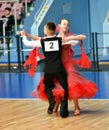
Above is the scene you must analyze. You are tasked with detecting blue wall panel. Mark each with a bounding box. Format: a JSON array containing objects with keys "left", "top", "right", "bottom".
[{"left": 39, "top": 0, "right": 91, "bottom": 54}]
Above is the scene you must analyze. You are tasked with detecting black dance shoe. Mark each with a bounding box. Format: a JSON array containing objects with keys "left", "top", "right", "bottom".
[
  {"left": 60, "top": 99, "right": 69, "bottom": 118},
  {"left": 47, "top": 105, "right": 54, "bottom": 114},
  {"left": 60, "top": 110, "right": 69, "bottom": 118}
]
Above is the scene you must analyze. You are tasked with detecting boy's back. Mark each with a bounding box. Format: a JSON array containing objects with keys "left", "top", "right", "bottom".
[{"left": 41, "top": 36, "right": 65, "bottom": 73}]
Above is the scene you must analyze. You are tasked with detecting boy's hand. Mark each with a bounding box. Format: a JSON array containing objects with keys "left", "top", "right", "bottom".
[{"left": 20, "top": 30, "right": 26, "bottom": 36}]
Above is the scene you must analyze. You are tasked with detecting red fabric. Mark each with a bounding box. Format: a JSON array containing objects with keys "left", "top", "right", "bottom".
[
  {"left": 56, "top": 25, "right": 60, "bottom": 32},
  {"left": 61, "top": 31, "right": 91, "bottom": 69},
  {"left": 33, "top": 69, "right": 98, "bottom": 101},
  {"left": 31, "top": 44, "right": 98, "bottom": 101},
  {"left": 30, "top": 76, "right": 48, "bottom": 101},
  {"left": 26, "top": 29, "right": 97, "bottom": 101},
  {"left": 23, "top": 47, "right": 44, "bottom": 77},
  {"left": 79, "top": 41, "right": 92, "bottom": 69}
]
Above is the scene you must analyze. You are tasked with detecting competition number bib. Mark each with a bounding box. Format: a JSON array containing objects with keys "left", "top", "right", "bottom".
[{"left": 44, "top": 40, "right": 59, "bottom": 52}]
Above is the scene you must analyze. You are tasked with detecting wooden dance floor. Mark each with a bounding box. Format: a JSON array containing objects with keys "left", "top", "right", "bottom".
[
  {"left": 0, "top": 99, "right": 109, "bottom": 130},
  {"left": 0, "top": 72, "right": 109, "bottom": 129}
]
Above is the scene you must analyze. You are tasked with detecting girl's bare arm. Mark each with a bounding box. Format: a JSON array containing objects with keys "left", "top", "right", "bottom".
[{"left": 62, "top": 34, "right": 86, "bottom": 42}]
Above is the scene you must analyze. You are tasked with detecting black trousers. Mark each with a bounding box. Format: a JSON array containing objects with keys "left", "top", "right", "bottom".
[{"left": 44, "top": 71, "right": 68, "bottom": 111}]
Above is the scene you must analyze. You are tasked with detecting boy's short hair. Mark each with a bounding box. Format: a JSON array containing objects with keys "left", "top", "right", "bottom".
[
  {"left": 45, "top": 22, "right": 56, "bottom": 33},
  {"left": 5, "top": 7, "right": 11, "bottom": 11}
]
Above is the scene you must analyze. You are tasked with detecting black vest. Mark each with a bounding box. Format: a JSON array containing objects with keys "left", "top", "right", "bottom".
[{"left": 41, "top": 36, "right": 65, "bottom": 73}]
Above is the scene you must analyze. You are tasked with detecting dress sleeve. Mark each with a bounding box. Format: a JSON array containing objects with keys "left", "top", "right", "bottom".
[{"left": 22, "top": 36, "right": 41, "bottom": 47}]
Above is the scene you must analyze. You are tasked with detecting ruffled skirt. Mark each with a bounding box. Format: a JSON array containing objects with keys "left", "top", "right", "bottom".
[{"left": 30, "top": 70, "right": 98, "bottom": 102}]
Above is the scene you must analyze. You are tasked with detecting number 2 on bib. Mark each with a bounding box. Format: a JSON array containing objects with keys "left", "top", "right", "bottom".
[{"left": 44, "top": 40, "right": 59, "bottom": 52}]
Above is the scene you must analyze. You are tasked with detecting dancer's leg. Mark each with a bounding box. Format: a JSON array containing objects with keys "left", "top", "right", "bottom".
[
  {"left": 44, "top": 74, "right": 56, "bottom": 114},
  {"left": 56, "top": 72, "right": 69, "bottom": 118},
  {"left": 73, "top": 99, "right": 80, "bottom": 116}
]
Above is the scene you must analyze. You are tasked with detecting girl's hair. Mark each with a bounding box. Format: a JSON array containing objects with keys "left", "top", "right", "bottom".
[{"left": 59, "top": 18, "right": 70, "bottom": 24}]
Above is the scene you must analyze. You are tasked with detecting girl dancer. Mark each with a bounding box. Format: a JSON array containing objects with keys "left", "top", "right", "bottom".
[{"left": 23, "top": 19, "right": 98, "bottom": 116}]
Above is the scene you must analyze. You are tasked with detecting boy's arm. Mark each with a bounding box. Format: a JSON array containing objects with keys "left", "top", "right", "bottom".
[
  {"left": 26, "top": 33, "right": 40, "bottom": 40},
  {"left": 62, "top": 34, "right": 86, "bottom": 42},
  {"left": 21, "top": 30, "right": 40, "bottom": 40},
  {"left": 22, "top": 36, "right": 41, "bottom": 47}
]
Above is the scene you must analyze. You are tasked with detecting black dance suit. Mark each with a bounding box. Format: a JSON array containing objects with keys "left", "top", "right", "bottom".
[{"left": 41, "top": 36, "right": 69, "bottom": 118}]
